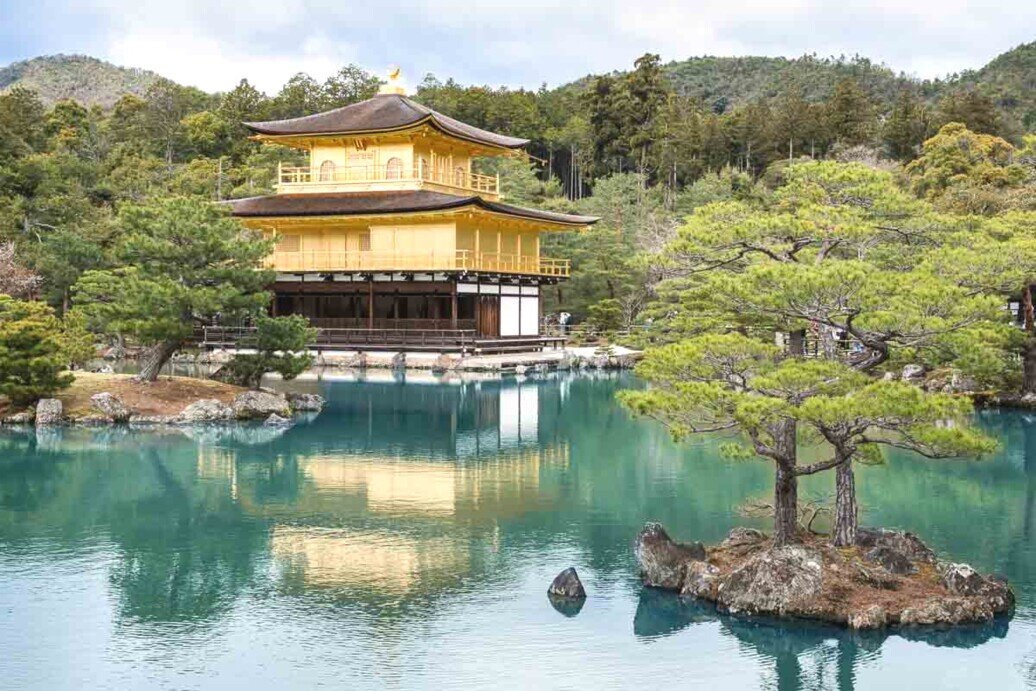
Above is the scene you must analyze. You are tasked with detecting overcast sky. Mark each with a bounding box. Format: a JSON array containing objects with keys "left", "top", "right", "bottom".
[{"left": 1, "top": 0, "right": 1034, "bottom": 94}]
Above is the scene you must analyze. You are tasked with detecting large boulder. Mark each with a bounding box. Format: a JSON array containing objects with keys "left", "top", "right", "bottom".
[
  {"left": 231, "top": 390, "right": 290, "bottom": 419},
  {"left": 717, "top": 545, "right": 823, "bottom": 617},
  {"left": 287, "top": 392, "right": 325, "bottom": 412},
  {"left": 90, "top": 392, "right": 131, "bottom": 423},
  {"left": 431, "top": 354, "right": 458, "bottom": 374},
  {"left": 35, "top": 399, "right": 63, "bottom": 426},
  {"left": 865, "top": 545, "right": 917, "bottom": 575},
  {"left": 391, "top": 352, "right": 406, "bottom": 371},
  {"left": 633, "top": 522, "right": 706, "bottom": 590},
  {"left": 548, "top": 567, "right": 587, "bottom": 599},
  {"left": 856, "top": 528, "right": 936, "bottom": 564},
  {"left": 178, "top": 399, "right": 234, "bottom": 423},
  {"left": 720, "top": 527, "right": 767, "bottom": 548},
  {"left": 900, "top": 597, "right": 994, "bottom": 626},
  {"left": 941, "top": 563, "right": 1014, "bottom": 612}
]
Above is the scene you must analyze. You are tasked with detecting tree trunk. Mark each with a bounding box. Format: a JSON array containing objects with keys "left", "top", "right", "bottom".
[
  {"left": 1024, "top": 335, "right": 1036, "bottom": 395},
  {"left": 136, "top": 339, "right": 181, "bottom": 382},
  {"left": 773, "top": 461, "right": 799, "bottom": 547},
  {"left": 832, "top": 457, "right": 858, "bottom": 547},
  {"left": 772, "top": 419, "right": 799, "bottom": 547}
]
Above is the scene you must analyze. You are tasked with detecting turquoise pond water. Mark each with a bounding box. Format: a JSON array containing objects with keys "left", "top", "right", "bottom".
[{"left": 0, "top": 371, "right": 1034, "bottom": 690}]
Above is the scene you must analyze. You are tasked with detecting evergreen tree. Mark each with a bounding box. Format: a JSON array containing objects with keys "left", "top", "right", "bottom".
[{"left": 73, "top": 197, "right": 273, "bottom": 381}]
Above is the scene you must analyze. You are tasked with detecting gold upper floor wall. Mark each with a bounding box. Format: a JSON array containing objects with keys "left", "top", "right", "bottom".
[
  {"left": 270, "top": 127, "right": 509, "bottom": 200},
  {"left": 242, "top": 209, "right": 570, "bottom": 277}
]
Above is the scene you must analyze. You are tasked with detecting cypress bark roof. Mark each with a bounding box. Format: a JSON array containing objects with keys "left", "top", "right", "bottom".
[
  {"left": 226, "top": 191, "right": 598, "bottom": 226},
  {"left": 244, "top": 94, "right": 529, "bottom": 149}
]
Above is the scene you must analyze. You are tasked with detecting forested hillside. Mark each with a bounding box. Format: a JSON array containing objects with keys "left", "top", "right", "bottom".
[{"left": 0, "top": 55, "right": 162, "bottom": 108}]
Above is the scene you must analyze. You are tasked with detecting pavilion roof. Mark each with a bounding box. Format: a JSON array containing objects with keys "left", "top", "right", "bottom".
[
  {"left": 226, "top": 190, "right": 597, "bottom": 227},
  {"left": 244, "top": 94, "right": 529, "bottom": 150}
]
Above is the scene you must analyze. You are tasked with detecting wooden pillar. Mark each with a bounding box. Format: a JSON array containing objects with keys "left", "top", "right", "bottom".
[
  {"left": 367, "top": 278, "right": 374, "bottom": 329},
  {"left": 450, "top": 279, "right": 458, "bottom": 329}
]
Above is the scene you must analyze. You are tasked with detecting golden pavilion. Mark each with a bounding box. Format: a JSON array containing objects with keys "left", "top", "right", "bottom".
[{"left": 228, "top": 70, "right": 597, "bottom": 351}]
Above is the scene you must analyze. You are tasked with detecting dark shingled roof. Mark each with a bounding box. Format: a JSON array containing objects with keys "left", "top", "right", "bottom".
[
  {"left": 244, "top": 94, "right": 529, "bottom": 149},
  {"left": 227, "top": 191, "right": 598, "bottom": 226}
]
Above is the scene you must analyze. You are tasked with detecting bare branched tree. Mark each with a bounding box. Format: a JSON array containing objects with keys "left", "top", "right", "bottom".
[{"left": 0, "top": 242, "right": 41, "bottom": 299}]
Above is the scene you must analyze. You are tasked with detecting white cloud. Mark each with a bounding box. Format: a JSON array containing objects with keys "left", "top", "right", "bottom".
[{"left": 19, "top": 0, "right": 1036, "bottom": 92}]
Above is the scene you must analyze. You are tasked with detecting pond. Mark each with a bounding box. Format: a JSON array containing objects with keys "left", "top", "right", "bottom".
[{"left": 0, "top": 371, "right": 1033, "bottom": 689}]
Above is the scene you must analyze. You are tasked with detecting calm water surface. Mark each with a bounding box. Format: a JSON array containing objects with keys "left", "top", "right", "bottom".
[{"left": 1, "top": 372, "right": 1034, "bottom": 690}]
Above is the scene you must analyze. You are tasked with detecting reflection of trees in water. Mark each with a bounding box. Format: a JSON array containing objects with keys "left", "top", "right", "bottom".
[
  {"left": 106, "top": 450, "right": 268, "bottom": 624},
  {"left": 633, "top": 588, "right": 1008, "bottom": 690}
]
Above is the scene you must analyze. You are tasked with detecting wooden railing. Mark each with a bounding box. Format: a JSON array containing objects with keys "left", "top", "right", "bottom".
[
  {"left": 196, "top": 326, "right": 566, "bottom": 354},
  {"left": 278, "top": 162, "right": 499, "bottom": 196},
  {"left": 268, "top": 249, "right": 570, "bottom": 277}
]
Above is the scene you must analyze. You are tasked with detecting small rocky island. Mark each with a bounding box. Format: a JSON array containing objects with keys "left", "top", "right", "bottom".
[
  {"left": 0, "top": 372, "right": 324, "bottom": 427},
  {"left": 634, "top": 523, "right": 1014, "bottom": 630}
]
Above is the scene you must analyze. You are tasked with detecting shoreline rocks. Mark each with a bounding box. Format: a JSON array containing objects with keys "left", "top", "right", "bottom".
[
  {"left": 548, "top": 567, "right": 587, "bottom": 599},
  {"left": 634, "top": 522, "right": 1014, "bottom": 631}
]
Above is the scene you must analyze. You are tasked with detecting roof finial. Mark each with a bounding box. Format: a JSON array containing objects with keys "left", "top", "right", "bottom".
[{"left": 378, "top": 66, "right": 407, "bottom": 96}]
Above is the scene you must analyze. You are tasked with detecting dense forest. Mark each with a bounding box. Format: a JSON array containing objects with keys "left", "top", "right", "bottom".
[{"left": 1, "top": 43, "right": 1035, "bottom": 324}]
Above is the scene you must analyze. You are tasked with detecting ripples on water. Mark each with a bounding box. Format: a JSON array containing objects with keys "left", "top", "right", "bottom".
[{"left": 0, "top": 371, "right": 1034, "bottom": 690}]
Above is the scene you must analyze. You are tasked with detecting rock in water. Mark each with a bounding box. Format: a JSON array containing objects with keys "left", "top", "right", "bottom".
[
  {"left": 431, "top": 354, "right": 456, "bottom": 374},
  {"left": 391, "top": 352, "right": 406, "bottom": 370},
  {"left": 634, "top": 523, "right": 706, "bottom": 590},
  {"left": 90, "top": 392, "right": 131, "bottom": 423},
  {"left": 548, "top": 567, "right": 587, "bottom": 599},
  {"left": 941, "top": 563, "right": 1015, "bottom": 612},
  {"left": 231, "top": 390, "right": 290, "bottom": 419},
  {"left": 35, "top": 399, "right": 63, "bottom": 426},
  {"left": 178, "top": 399, "right": 234, "bottom": 422},
  {"left": 3, "top": 410, "right": 35, "bottom": 425},
  {"left": 264, "top": 413, "right": 293, "bottom": 427},
  {"left": 848, "top": 605, "right": 888, "bottom": 630},
  {"left": 718, "top": 545, "right": 823, "bottom": 617},
  {"left": 287, "top": 392, "right": 325, "bottom": 412}
]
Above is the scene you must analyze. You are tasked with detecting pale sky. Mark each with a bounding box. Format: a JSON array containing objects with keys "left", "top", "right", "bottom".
[{"left": 1, "top": 0, "right": 1034, "bottom": 93}]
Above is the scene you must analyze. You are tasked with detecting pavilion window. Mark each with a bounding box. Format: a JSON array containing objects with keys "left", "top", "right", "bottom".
[
  {"left": 358, "top": 231, "right": 371, "bottom": 252},
  {"left": 318, "top": 160, "right": 336, "bottom": 182},
  {"left": 386, "top": 157, "right": 403, "bottom": 180},
  {"left": 454, "top": 166, "right": 465, "bottom": 186},
  {"left": 276, "top": 233, "right": 300, "bottom": 253}
]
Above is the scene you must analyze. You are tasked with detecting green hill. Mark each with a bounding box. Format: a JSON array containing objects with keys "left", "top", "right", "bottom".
[
  {"left": 0, "top": 54, "right": 163, "bottom": 108},
  {"left": 946, "top": 41, "right": 1036, "bottom": 129}
]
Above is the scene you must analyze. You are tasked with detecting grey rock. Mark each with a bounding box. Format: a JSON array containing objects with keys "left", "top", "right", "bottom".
[
  {"left": 88, "top": 363, "right": 115, "bottom": 374},
  {"left": 942, "top": 563, "right": 1014, "bottom": 612},
  {"left": 391, "top": 352, "right": 406, "bottom": 370},
  {"left": 35, "top": 399, "right": 63, "bottom": 426},
  {"left": 901, "top": 364, "right": 925, "bottom": 381},
  {"left": 2, "top": 410, "right": 34, "bottom": 425},
  {"left": 547, "top": 567, "right": 586, "bottom": 599},
  {"left": 514, "top": 365, "right": 528, "bottom": 375},
  {"left": 90, "top": 392, "right": 131, "bottom": 423},
  {"left": 856, "top": 528, "right": 936, "bottom": 564},
  {"left": 720, "top": 527, "right": 767, "bottom": 548},
  {"left": 287, "top": 392, "right": 325, "bottom": 412},
  {"left": 717, "top": 546, "right": 823, "bottom": 617},
  {"left": 264, "top": 413, "right": 293, "bottom": 427},
  {"left": 680, "top": 561, "right": 721, "bottom": 599},
  {"left": 900, "top": 597, "right": 994, "bottom": 626},
  {"left": 848, "top": 605, "right": 888, "bottom": 630},
  {"left": 75, "top": 414, "right": 111, "bottom": 426},
  {"left": 179, "top": 399, "right": 234, "bottom": 422},
  {"left": 865, "top": 545, "right": 917, "bottom": 575},
  {"left": 129, "top": 414, "right": 178, "bottom": 425},
  {"left": 198, "top": 349, "right": 233, "bottom": 365},
  {"left": 231, "top": 390, "right": 290, "bottom": 419},
  {"left": 633, "top": 522, "right": 706, "bottom": 590}
]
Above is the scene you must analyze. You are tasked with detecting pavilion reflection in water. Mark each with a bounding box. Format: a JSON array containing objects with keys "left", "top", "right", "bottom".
[{"left": 198, "top": 377, "right": 569, "bottom": 597}]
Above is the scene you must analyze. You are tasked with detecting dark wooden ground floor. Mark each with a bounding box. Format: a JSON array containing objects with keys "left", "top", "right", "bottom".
[{"left": 271, "top": 279, "right": 542, "bottom": 340}]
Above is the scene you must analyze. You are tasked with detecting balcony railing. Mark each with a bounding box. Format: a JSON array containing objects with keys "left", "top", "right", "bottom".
[
  {"left": 277, "top": 162, "right": 500, "bottom": 197},
  {"left": 268, "top": 250, "right": 569, "bottom": 277}
]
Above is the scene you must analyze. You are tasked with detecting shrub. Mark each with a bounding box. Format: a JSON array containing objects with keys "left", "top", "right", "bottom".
[{"left": 0, "top": 296, "right": 74, "bottom": 406}]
